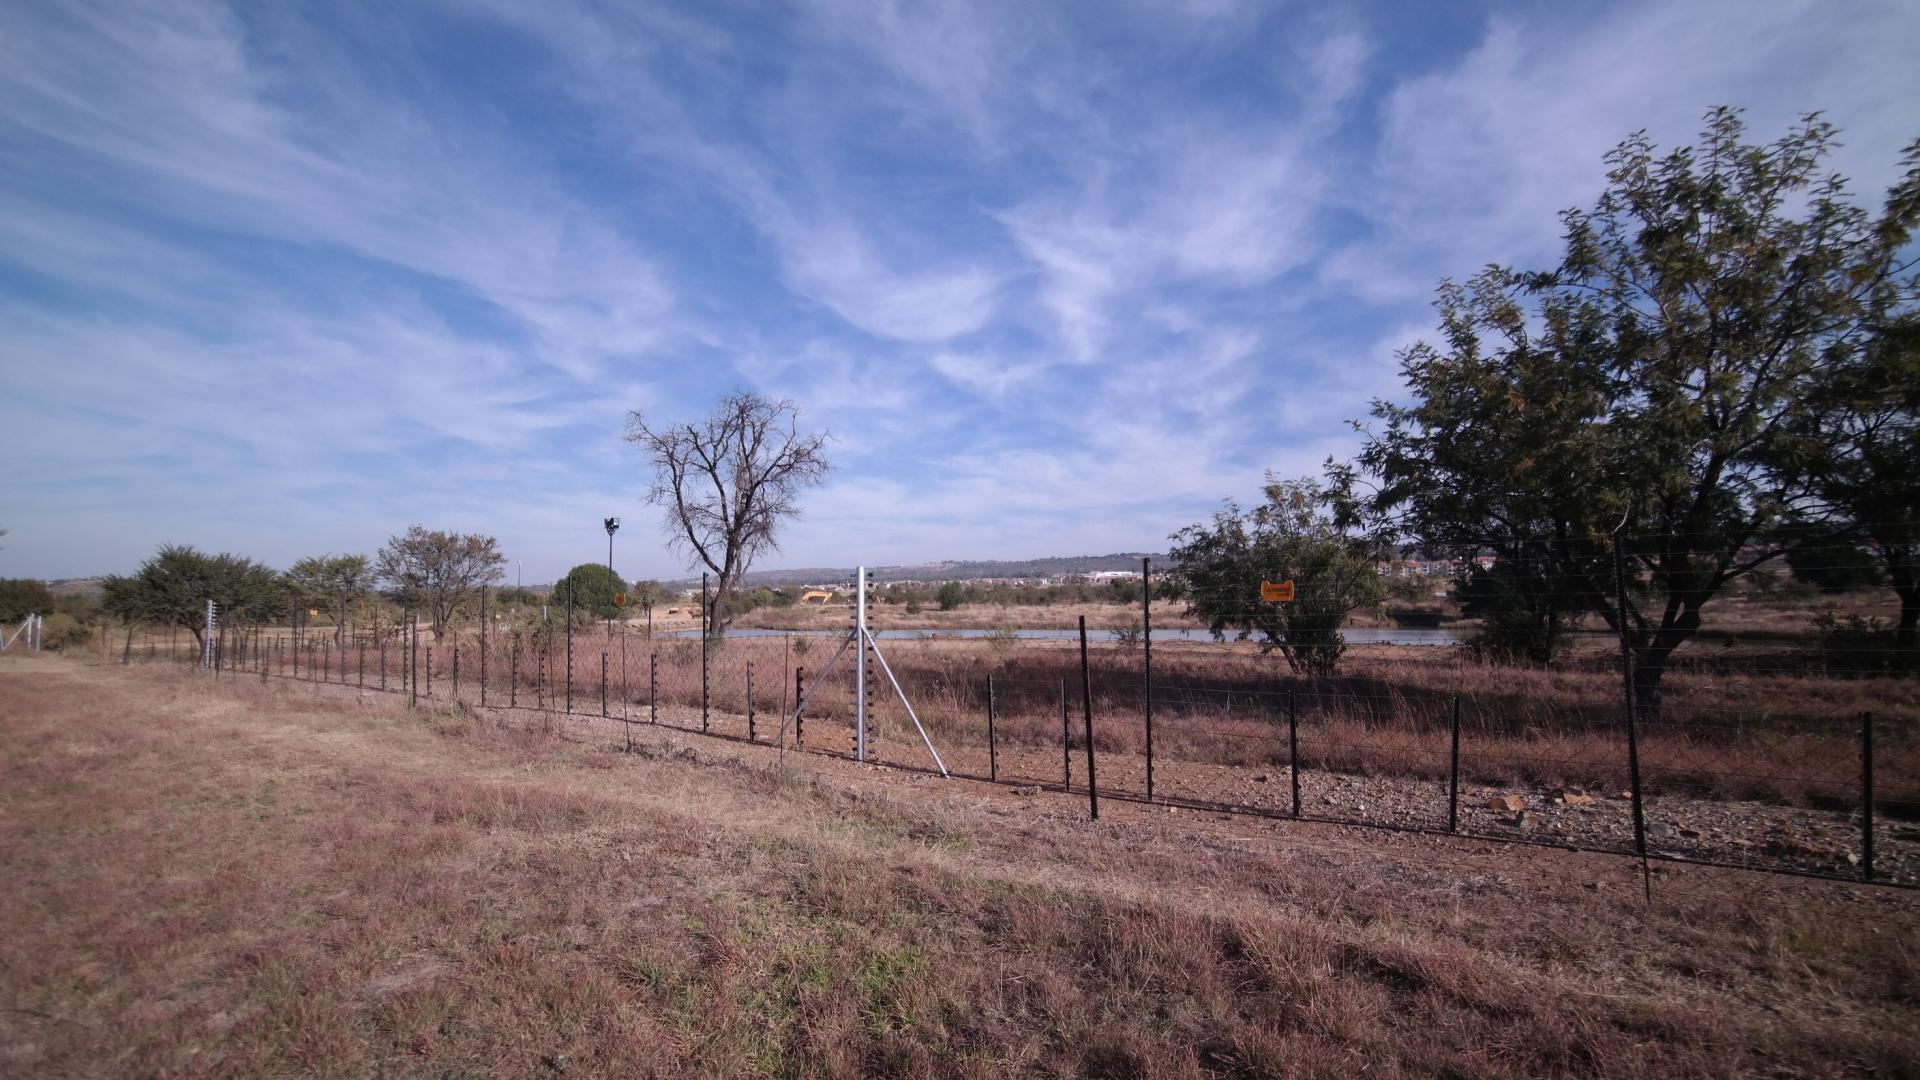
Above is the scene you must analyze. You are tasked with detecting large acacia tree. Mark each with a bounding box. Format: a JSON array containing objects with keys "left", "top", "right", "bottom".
[
  {"left": 107, "top": 545, "right": 285, "bottom": 648},
  {"left": 626, "top": 391, "right": 830, "bottom": 637},
  {"left": 286, "top": 554, "right": 374, "bottom": 647},
  {"left": 1363, "top": 109, "right": 1920, "bottom": 713},
  {"left": 375, "top": 526, "right": 506, "bottom": 641}
]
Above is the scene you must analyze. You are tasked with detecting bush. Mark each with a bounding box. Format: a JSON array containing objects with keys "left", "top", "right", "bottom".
[
  {"left": 0, "top": 579, "right": 55, "bottom": 623},
  {"left": 1813, "top": 611, "right": 1907, "bottom": 675},
  {"left": 553, "top": 564, "right": 625, "bottom": 620},
  {"left": 937, "top": 583, "right": 965, "bottom": 611},
  {"left": 905, "top": 597, "right": 923, "bottom": 615},
  {"left": 39, "top": 613, "right": 94, "bottom": 651}
]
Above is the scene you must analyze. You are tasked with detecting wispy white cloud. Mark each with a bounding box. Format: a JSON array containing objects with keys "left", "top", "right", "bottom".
[{"left": 3, "top": 0, "right": 1915, "bottom": 581}]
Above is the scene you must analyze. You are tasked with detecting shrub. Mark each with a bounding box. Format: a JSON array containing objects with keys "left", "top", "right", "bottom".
[
  {"left": 937, "top": 583, "right": 965, "bottom": 611},
  {"left": 39, "top": 613, "right": 94, "bottom": 651},
  {"left": 0, "top": 579, "right": 56, "bottom": 623}
]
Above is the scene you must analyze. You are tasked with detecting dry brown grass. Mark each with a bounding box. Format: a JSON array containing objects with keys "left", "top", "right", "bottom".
[{"left": 3, "top": 654, "right": 1919, "bottom": 1077}]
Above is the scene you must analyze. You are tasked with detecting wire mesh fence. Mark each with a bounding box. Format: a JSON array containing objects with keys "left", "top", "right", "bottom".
[{"left": 99, "top": 536, "right": 1920, "bottom": 909}]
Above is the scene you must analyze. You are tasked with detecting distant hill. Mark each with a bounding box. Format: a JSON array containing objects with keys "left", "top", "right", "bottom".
[{"left": 668, "top": 553, "right": 1167, "bottom": 590}]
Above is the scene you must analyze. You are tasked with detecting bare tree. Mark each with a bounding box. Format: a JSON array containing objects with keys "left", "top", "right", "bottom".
[
  {"left": 626, "top": 391, "right": 830, "bottom": 636},
  {"left": 375, "top": 526, "right": 506, "bottom": 641}
]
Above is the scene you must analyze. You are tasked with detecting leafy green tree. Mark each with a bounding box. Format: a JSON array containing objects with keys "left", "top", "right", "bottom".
[
  {"left": 936, "top": 582, "right": 966, "bottom": 611},
  {"left": 553, "top": 563, "right": 626, "bottom": 621},
  {"left": 0, "top": 579, "right": 55, "bottom": 622},
  {"left": 628, "top": 579, "right": 669, "bottom": 616},
  {"left": 1362, "top": 109, "right": 1920, "bottom": 712},
  {"left": 376, "top": 526, "right": 506, "bottom": 641},
  {"left": 1169, "top": 476, "right": 1384, "bottom": 676},
  {"left": 1783, "top": 532, "right": 1885, "bottom": 594},
  {"left": 493, "top": 586, "right": 543, "bottom": 608},
  {"left": 1795, "top": 314, "right": 1920, "bottom": 658},
  {"left": 113, "top": 545, "right": 285, "bottom": 648},
  {"left": 286, "top": 554, "right": 373, "bottom": 647}
]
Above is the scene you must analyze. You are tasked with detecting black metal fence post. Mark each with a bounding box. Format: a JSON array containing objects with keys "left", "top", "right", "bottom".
[
  {"left": 1142, "top": 556, "right": 1153, "bottom": 802},
  {"left": 601, "top": 652, "right": 609, "bottom": 718},
  {"left": 1079, "top": 615, "right": 1098, "bottom": 820},
  {"left": 510, "top": 643, "right": 518, "bottom": 708},
  {"left": 793, "top": 666, "right": 803, "bottom": 745},
  {"left": 1060, "top": 679, "right": 1071, "bottom": 791},
  {"left": 1288, "top": 688, "right": 1301, "bottom": 819},
  {"left": 425, "top": 646, "right": 433, "bottom": 699},
  {"left": 651, "top": 652, "right": 659, "bottom": 726},
  {"left": 987, "top": 674, "right": 999, "bottom": 782},
  {"left": 1448, "top": 695, "right": 1462, "bottom": 833},
  {"left": 322, "top": 643, "right": 329, "bottom": 683},
  {"left": 700, "top": 572, "right": 710, "bottom": 734},
  {"left": 380, "top": 635, "right": 387, "bottom": 691},
  {"left": 453, "top": 645, "right": 460, "bottom": 701},
  {"left": 1612, "top": 528, "right": 1649, "bottom": 873},
  {"left": 1862, "top": 711, "right": 1876, "bottom": 882},
  {"left": 410, "top": 618, "right": 419, "bottom": 708},
  {"left": 747, "top": 661, "right": 757, "bottom": 742},
  {"left": 479, "top": 586, "right": 488, "bottom": 708}
]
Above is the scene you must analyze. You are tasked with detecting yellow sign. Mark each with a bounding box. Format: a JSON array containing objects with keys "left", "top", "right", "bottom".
[
  {"left": 1260, "top": 579, "right": 1295, "bottom": 603},
  {"left": 308, "top": 608, "right": 320, "bottom": 618},
  {"left": 613, "top": 593, "right": 628, "bottom": 608}
]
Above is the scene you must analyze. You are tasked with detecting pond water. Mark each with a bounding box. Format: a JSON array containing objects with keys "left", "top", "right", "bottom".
[{"left": 666, "top": 626, "right": 1467, "bottom": 646}]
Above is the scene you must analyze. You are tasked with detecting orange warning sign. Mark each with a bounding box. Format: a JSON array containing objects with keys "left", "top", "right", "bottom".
[{"left": 1259, "top": 579, "right": 1295, "bottom": 602}]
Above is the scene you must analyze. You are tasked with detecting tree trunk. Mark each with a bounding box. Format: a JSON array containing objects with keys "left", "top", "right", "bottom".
[
  {"left": 1895, "top": 582, "right": 1918, "bottom": 670},
  {"left": 708, "top": 575, "right": 735, "bottom": 639}
]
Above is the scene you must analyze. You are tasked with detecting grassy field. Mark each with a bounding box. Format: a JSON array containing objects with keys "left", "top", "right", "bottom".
[{"left": 3, "top": 655, "right": 1918, "bottom": 1078}]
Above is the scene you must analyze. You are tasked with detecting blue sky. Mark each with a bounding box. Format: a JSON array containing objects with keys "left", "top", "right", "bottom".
[{"left": 2, "top": 0, "right": 1916, "bottom": 584}]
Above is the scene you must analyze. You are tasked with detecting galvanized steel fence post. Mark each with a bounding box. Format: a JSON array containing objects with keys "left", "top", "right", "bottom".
[{"left": 1142, "top": 556, "right": 1154, "bottom": 802}]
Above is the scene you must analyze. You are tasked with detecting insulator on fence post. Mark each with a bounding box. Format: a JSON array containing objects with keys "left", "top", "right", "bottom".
[
  {"left": 650, "top": 652, "right": 659, "bottom": 725},
  {"left": 510, "top": 643, "right": 518, "bottom": 709}
]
